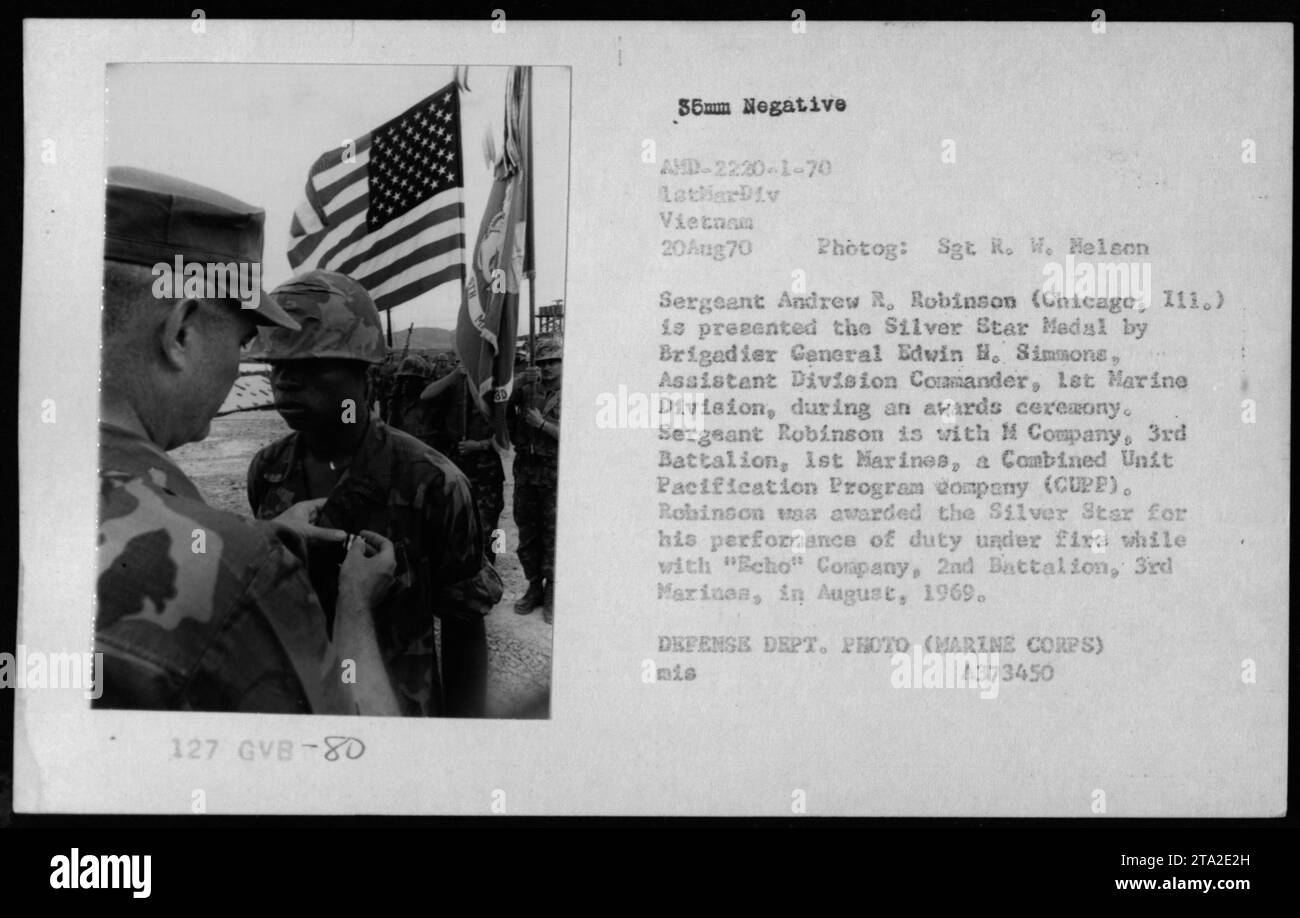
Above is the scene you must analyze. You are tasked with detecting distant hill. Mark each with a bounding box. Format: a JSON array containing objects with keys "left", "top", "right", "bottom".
[
  {"left": 236, "top": 327, "right": 457, "bottom": 379},
  {"left": 389, "top": 326, "right": 455, "bottom": 352}
]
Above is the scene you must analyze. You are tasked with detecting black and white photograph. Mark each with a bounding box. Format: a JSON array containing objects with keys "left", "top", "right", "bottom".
[
  {"left": 94, "top": 63, "right": 570, "bottom": 718},
  {"left": 8, "top": 16, "right": 1292, "bottom": 873}
]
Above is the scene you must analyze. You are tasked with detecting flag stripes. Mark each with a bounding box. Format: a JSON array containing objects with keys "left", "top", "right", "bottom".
[{"left": 287, "top": 82, "right": 465, "bottom": 314}]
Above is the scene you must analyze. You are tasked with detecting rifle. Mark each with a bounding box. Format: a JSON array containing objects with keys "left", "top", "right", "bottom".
[
  {"left": 400, "top": 322, "right": 415, "bottom": 363},
  {"left": 382, "top": 323, "right": 416, "bottom": 423}
]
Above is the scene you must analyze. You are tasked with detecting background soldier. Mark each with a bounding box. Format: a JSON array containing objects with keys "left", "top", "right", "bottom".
[
  {"left": 418, "top": 354, "right": 507, "bottom": 563},
  {"left": 387, "top": 353, "right": 438, "bottom": 441},
  {"left": 96, "top": 167, "right": 397, "bottom": 714},
  {"left": 506, "top": 335, "right": 562, "bottom": 623},
  {"left": 246, "top": 271, "right": 502, "bottom": 717}
]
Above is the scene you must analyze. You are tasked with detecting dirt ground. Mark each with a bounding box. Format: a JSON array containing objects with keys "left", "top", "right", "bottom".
[{"left": 172, "top": 410, "right": 552, "bottom": 718}]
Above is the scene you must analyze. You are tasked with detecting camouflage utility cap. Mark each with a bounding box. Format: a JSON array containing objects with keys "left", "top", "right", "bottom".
[
  {"left": 105, "top": 166, "right": 298, "bottom": 330},
  {"left": 247, "top": 270, "right": 385, "bottom": 363}
]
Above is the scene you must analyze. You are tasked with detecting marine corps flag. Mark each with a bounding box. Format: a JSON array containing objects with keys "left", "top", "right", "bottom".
[{"left": 457, "top": 66, "right": 532, "bottom": 449}]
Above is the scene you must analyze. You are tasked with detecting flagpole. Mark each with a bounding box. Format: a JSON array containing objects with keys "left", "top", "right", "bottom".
[
  {"left": 461, "top": 369, "right": 469, "bottom": 444},
  {"left": 524, "top": 66, "right": 536, "bottom": 368},
  {"left": 520, "top": 67, "right": 538, "bottom": 458},
  {"left": 458, "top": 66, "right": 477, "bottom": 444},
  {"left": 527, "top": 283, "right": 536, "bottom": 366}
]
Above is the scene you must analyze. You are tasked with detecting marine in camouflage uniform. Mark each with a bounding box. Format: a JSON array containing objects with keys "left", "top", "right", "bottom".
[
  {"left": 506, "top": 335, "right": 562, "bottom": 622},
  {"left": 454, "top": 386, "right": 506, "bottom": 563},
  {"left": 246, "top": 271, "right": 501, "bottom": 717},
  {"left": 387, "top": 353, "right": 440, "bottom": 443},
  {"left": 96, "top": 167, "right": 389, "bottom": 713},
  {"left": 388, "top": 351, "right": 507, "bottom": 563},
  {"left": 405, "top": 352, "right": 507, "bottom": 563},
  {"left": 98, "top": 427, "right": 365, "bottom": 711}
]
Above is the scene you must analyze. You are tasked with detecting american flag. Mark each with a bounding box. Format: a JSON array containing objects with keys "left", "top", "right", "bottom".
[{"left": 287, "top": 82, "right": 465, "bottom": 311}]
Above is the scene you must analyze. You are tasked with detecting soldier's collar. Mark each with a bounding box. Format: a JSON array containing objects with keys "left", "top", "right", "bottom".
[
  {"left": 313, "top": 417, "right": 394, "bottom": 499},
  {"left": 100, "top": 420, "right": 176, "bottom": 459},
  {"left": 99, "top": 422, "right": 200, "bottom": 500}
]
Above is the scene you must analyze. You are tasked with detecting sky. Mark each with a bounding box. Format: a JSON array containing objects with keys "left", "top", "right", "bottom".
[{"left": 105, "top": 64, "right": 570, "bottom": 334}]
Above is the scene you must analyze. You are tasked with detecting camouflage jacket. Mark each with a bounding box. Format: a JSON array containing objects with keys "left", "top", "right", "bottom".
[
  {"left": 95, "top": 424, "right": 355, "bottom": 714},
  {"left": 393, "top": 377, "right": 502, "bottom": 479},
  {"left": 247, "top": 418, "right": 502, "bottom": 716},
  {"left": 507, "top": 380, "right": 561, "bottom": 463},
  {"left": 390, "top": 384, "right": 457, "bottom": 455},
  {"left": 456, "top": 386, "right": 505, "bottom": 479}
]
